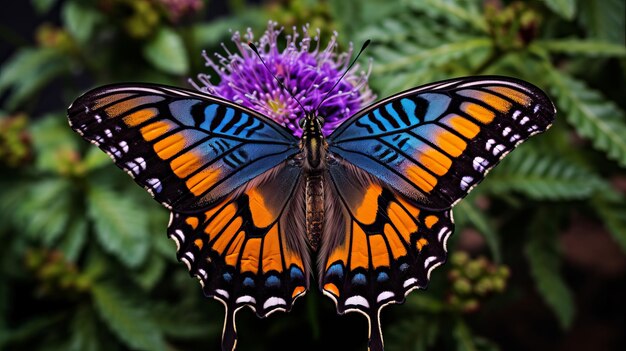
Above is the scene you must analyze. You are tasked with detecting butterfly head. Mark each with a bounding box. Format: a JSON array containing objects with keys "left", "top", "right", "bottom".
[{"left": 299, "top": 113, "right": 326, "bottom": 170}]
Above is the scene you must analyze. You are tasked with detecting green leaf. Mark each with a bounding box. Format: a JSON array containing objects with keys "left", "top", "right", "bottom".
[
  {"left": 455, "top": 200, "right": 501, "bottom": 263},
  {"left": 533, "top": 39, "right": 626, "bottom": 57},
  {"left": 454, "top": 318, "right": 477, "bottom": 351},
  {"left": 525, "top": 210, "right": 575, "bottom": 329},
  {"left": 68, "top": 307, "right": 101, "bottom": 351},
  {"left": 549, "top": 69, "right": 626, "bottom": 167},
  {"left": 32, "top": 0, "right": 58, "bottom": 14},
  {"left": 579, "top": 0, "right": 625, "bottom": 44},
  {"left": 92, "top": 283, "right": 166, "bottom": 351},
  {"left": 143, "top": 27, "right": 189, "bottom": 75},
  {"left": 373, "top": 37, "right": 491, "bottom": 75},
  {"left": 0, "top": 48, "right": 69, "bottom": 111},
  {"left": 15, "top": 178, "right": 72, "bottom": 243},
  {"left": 541, "top": 0, "right": 576, "bottom": 20},
  {"left": 62, "top": 2, "right": 104, "bottom": 44},
  {"left": 132, "top": 252, "right": 166, "bottom": 290},
  {"left": 485, "top": 149, "right": 605, "bottom": 200},
  {"left": 87, "top": 185, "right": 149, "bottom": 267},
  {"left": 593, "top": 196, "right": 626, "bottom": 252},
  {"left": 59, "top": 217, "right": 88, "bottom": 262},
  {"left": 407, "top": 0, "right": 487, "bottom": 32}
]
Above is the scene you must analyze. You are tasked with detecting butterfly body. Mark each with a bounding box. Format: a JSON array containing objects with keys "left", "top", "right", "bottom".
[
  {"left": 298, "top": 113, "right": 329, "bottom": 250},
  {"left": 68, "top": 76, "right": 555, "bottom": 351}
]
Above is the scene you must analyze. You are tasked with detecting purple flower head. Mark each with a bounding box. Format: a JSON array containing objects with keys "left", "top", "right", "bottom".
[{"left": 190, "top": 21, "right": 375, "bottom": 136}]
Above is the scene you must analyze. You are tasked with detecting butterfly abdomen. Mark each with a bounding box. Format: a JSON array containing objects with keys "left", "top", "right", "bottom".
[{"left": 305, "top": 172, "right": 324, "bottom": 251}]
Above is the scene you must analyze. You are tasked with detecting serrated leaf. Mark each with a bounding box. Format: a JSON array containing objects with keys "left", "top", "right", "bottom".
[
  {"left": 373, "top": 37, "right": 491, "bottom": 74},
  {"left": 541, "top": 0, "right": 576, "bottom": 20},
  {"left": 525, "top": 210, "right": 575, "bottom": 329},
  {"left": 143, "top": 27, "right": 189, "bottom": 75},
  {"left": 549, "top": 69, "right": 626, "bottom": 167},
  {"left": 59, "top": 217, "right": 88, "bottom": 262},
  {"left": 455, "top": 200, "right": 501, "bottom": 263},
  {"left": 87, "top": 185, "right": 149, "bottom": 267},
  {"left": 579, "top": 0, "right": 625, "bottom": 44},
  {"left": 593, "top": 196, "right": 626, "bottom": 252},
  {"left": 485, "top": 149, "right": 605, "bottom": 200},
  {"left": 15, "top": 178, "right": 72, "bottom": 243},
  {"left": 533, "top": 39, "right": 626, "bottom": 57},
  {"left": 92, "top": 283, "right": 166, "bottom": 351},
  {"left": 407, "top": 0, "right": 487, "bottom": 32},
  {"left": 62, "top": 2, "right": 103, "bottom": 44}
]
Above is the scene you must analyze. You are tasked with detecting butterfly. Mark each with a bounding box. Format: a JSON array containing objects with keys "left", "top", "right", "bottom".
[{"left": 68, "top": 75, "right": 555, "bottom": 351}]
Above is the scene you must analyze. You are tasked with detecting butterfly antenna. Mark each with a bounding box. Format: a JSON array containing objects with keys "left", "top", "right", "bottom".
[
  {"left": 248, "top": 42, "right": 308, "bottom": 114},
  {"left": 314, "top": 39, "right": 370, "bottom": 113}
]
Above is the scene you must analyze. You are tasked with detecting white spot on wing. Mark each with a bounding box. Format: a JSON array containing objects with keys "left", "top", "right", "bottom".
[
  {"left": 493, "top": 144, "right": 506, "bottom": 156},
  {"left": 215, "top": 289, "right": 229, "bottom": 299},
  {"left": 403, "top": 278, "right": 417, "bottom": 288},
  {"left": 424, "top": 256, "right": 437, "bottom": 268},
  {"left": 460, "top": 176, "right": 473, "bottom": 190},
  {"left": 147, "top": 178, "right": 162, "bottom": 193},
  {"left": 263, "top": 297, "right": 286, "bottom": 310},
  {"left": 185, "top": 252, "right": 195, "bottom": 262},
  {"left": 376, "top": 291, "right": 395, "bottom": 303},
  {"left": 345, "top": 295, "right": 370, "bottom": 308},
  {"left": 502, "top": 127, "right": 511, "bottom": 136},
  {"left": 486, "top": 139, "right": 495, "bottom": 151},
  {"left": 237, "top": 296, "right": 256, "bottom": 305},
  {"left": 119, "top": 141, "right": 129, "bottom": 153},
  {"left": 104, "top": 129, "right": 112, "bottom": 138},
  {"left": 473, "top": 157, "right": 488, "bottom": 172},
  {"left": 520, "top": 116, "right": 529, "bottom": 125}
]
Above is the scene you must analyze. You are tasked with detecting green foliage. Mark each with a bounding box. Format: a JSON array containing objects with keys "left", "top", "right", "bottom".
[
  {"left": 1, "top": 0, "right": 625, "bottom": 350},
  {"left": 92, "top": 283, "right": 167, "bottom": 351},
  {"left": 484, "top": 148, "right": 606, "bottom": 200},
  {"left": 525, "top": 210, "right": 575, "bottom": 329},
  {"left": 143, "top": 27, "right": 190, "bottom": 75},
  {"left": 87, "top": 185, "right": 150, "bottom": 268},
  {"left": 548, "top": 69, "right": 626, "bottom": 167}
]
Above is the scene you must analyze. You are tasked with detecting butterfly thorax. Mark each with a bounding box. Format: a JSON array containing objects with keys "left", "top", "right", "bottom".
[{"left": 300, "top": 114, "right": 327, "bottom": 250}]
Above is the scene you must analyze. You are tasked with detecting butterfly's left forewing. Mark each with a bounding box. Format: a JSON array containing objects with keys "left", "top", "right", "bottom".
[{"left": 68, "top": 84, "right": 299, "bottom": 211}]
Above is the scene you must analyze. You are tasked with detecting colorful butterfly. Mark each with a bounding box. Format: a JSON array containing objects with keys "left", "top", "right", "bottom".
[{"left": 68, "top": 75, "right": 555, "bottom": 351}]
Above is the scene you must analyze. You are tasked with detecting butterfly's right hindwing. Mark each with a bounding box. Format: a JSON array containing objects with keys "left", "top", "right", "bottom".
[{"left": 68, "top": 84, "right": 299, "bottom": 211}]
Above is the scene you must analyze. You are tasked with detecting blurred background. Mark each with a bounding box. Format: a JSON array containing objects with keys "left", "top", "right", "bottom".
[{"left": 1, "top": 0, "right": 625, "bottom": 350}]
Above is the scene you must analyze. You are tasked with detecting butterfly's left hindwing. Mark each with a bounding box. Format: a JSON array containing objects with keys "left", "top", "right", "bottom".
[
  {"left": 328, "top": 76, "right": 556, "bottom": 209},
  {"left": 68, "top": 84, "right": 299, "bottom": 211},
  {"left": 166, "top": 163, "right": 309, "bottom": 350}
]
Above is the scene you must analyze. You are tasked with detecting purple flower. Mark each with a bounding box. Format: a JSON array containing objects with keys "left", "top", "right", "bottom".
[{"left": 190, "top": 21, "right": 375, "bottom": 136}]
